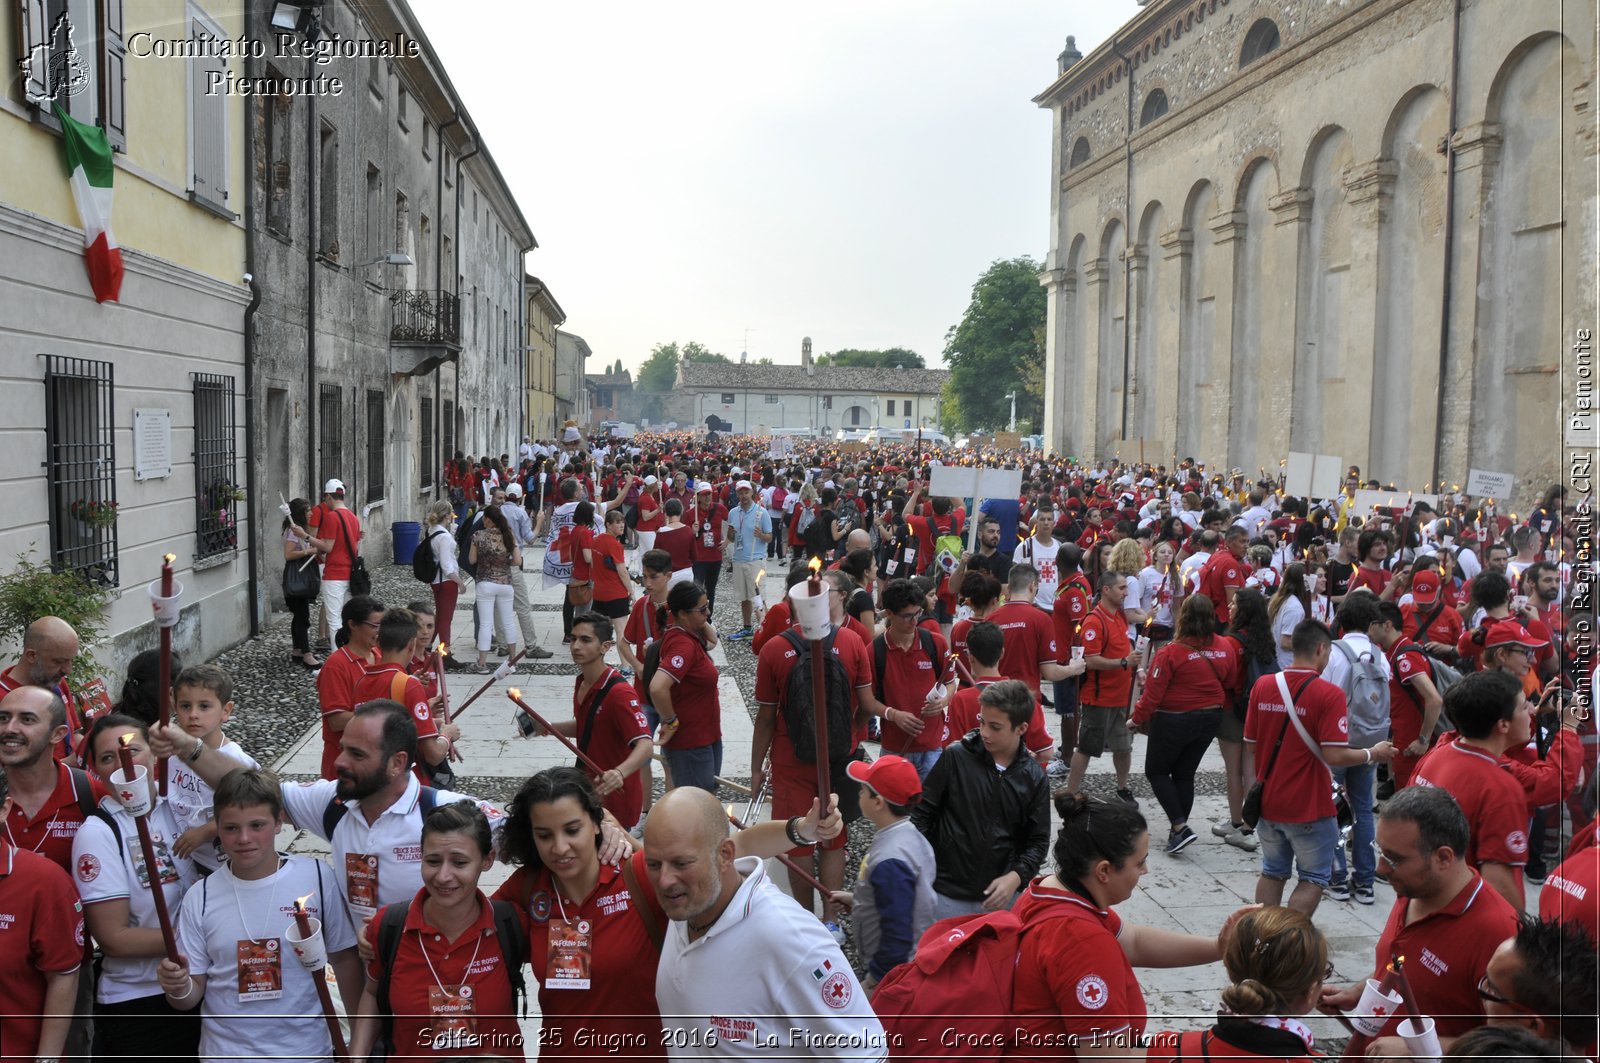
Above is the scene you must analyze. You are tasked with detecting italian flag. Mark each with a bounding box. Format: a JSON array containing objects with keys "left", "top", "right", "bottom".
[{"left": 54, "top": 103, "right": 123, "bottom": 304}]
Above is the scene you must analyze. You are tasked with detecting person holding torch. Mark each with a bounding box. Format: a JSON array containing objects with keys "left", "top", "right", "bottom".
[{"left": 73, "top": 714, "right": 201, "bottom": 1061}]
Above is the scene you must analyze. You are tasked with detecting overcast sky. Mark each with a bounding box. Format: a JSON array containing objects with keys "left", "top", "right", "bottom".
[{"left": 407, "top": 0, "right": 1135, "bottom": 372}]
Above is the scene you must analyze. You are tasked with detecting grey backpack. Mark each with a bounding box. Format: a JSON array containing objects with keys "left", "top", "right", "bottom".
[{"left": 1333, "top": 640, "right": 1391, "bottom": 748}]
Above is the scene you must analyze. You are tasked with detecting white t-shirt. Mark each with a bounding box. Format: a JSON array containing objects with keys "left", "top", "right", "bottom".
[
  {"left": 175, "top": 854, "right": 356, "bottom": 1063},
  {"left": 277, "top": 777, "right": 502, "bottom": 925},
  {"left": 1013, "top": 536, "right": 1062, "bottom": 610},
  {"left": 1236, "top": 506, "right": 1273, "bottom": 534},
  {"left": 1270, "top": 596, "right": 1306, "bottom": 671},
  {"left": 1179, "top": 551, "right": 1211, "bottom": 593},
  {"left": 1138, "top": 566, "right": 1176, "bottom": 629},
  {"left": 655, "top": 857, "right": 887, "bottom": 1060},
  {"left": 72, "top": 796, "right": 199, "bottom": 1003},
  {"left": 1121, "top": 574, "right": 1143, "bottom": 639},
  {"left": 166, "top": 739, "right": 260, "bottom": 871}
]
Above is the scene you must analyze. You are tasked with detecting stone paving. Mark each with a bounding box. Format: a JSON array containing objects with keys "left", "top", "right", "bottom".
[{"left": 241, "top": 548, "right": 1539, "bottom": 1048}]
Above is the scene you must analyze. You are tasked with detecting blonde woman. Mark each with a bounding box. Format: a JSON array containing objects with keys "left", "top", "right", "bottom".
[
  {"left": 420, "top": 500, "right": 463, "bottom": 657},
  {"left": 1109, "top": 538, "right": 1148, "bottom": 640}
]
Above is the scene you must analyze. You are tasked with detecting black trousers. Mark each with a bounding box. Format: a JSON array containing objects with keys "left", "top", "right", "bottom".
[{"left": 1144, "top": 708, "right": 1221, "bottom": 826}]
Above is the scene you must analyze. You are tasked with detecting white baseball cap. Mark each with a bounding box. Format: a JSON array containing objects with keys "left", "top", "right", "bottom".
[
  {"left": 643, "top": 474, "right": 659, "bottom": 485},
  {"left": 505, "top": 483, "right": 523, "bottom": 498},
  {"left": 323, "top": 478, "right": 345, "bottom": 496},
  {"left": 736, "top": 479, "right": 753, "bottom": 491}
]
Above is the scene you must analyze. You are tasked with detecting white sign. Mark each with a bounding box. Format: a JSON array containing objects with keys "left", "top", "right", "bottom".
[
  {"left": 1465, "top": 468, "right": 1515, "bottom": 500},
  {"left": 1351, "top": 489, "right": 1440, "bottom": 519},
  {"left": 1284, "top": 452, "right": 1344, "bottom": 500},
  {"left": 133, "top": 408, "right": 171, "bottom": 481}
]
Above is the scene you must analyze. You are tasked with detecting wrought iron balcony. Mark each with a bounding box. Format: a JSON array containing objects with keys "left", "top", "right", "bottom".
[{"left": 390, "top": 289, "right": 461, "bottom": 349}]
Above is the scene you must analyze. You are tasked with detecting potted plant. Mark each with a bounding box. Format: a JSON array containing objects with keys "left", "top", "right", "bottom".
[
  {"left": 0, "top": 548, "right": 112, "bottom": 699},
  {"left": 69, "top": 497, "right": 118, "bottom": 530}
]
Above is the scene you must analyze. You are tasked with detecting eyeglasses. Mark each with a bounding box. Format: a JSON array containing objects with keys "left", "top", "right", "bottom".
[
  {"left": 357, "top": 619, "right": 382, "bottom": 630},
  {"left": 893, "top": 610, "right": 921, "bottom": 622},
  {"left": 1476, "top": 975, "right": 1525, "bottom": 1009},
  {"left": 692, "top": 604, "right": 712, "bottom": 616}
]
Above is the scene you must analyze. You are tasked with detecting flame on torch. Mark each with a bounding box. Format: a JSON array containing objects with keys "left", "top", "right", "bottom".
[
  {"left": 163, "top": 553, "right": 176, "bottom": 565},
  {"left": 295, "top": 894, "right": 312, "bottom": 913},
  {"left": 508, "top": 687, "right": 522, "bottom": 700},
  {"left": 808, "top": 557, "right": 822, "bottom": 575}
]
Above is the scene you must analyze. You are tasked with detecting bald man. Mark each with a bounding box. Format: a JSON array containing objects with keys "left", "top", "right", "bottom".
[
  {"left": 0, "top": 617, "right": 83, "bottom": 761},
  {"left": 645, "top": 788, "right": 887, "bottom": 1061}
]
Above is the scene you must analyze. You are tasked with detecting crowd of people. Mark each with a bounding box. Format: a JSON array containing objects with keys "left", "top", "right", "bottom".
[{"left": 0, "top": 419, "right": 1595, "bottom": 1062}]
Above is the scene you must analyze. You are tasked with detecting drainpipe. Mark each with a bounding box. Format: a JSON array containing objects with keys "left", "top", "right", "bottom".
[
  {"left": 1430, "top": 0, "right": 1462, "bottom": 485},
  {"left": 1113, "top": 36, "right": 1135, "bottom": 440},
  {"left": 303, "top": 47, "right": 318, "bottom": 498},
  {"left": 436, "top": 114, "right": 462, "bottom": 480},
  {"left": 241, "top": 0, "right": 262, "bottom": 637},
  {"left": 452, "top": 126, "right": 481, "bottom": 455}
]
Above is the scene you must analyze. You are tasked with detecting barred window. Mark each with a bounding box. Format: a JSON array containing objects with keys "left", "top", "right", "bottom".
[
  {"left": 44, "top": 355, "right": 118, "bottom": 586},
  {"left": 193, "top": 373, "right": 238, "bottom": 558},
  {"left": 365, "top": 390, "right": 385, "bottom": 503},
  {"left": 420, "top": 395, "right": 434, "bottom": 488},
  {"left": 442, "top": 399, "right": 455, "bottom": 461},
  {"left": 318, "top": 383, "right": 342, "bottom": 494}
]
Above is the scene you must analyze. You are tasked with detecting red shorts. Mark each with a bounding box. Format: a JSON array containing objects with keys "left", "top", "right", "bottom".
[{"left": 771, "top": 757, "right": 849, "bottom": 855}]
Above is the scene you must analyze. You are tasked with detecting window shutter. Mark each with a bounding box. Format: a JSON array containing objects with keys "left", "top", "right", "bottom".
[
  {"left": 20, "top": 0, "right": 49, "bottom": 104},
  {"left": 189, "top": 17, "right": 227, "bottom": 208},
  {"left": 102, "top": 0, "right": 126, "bottom": 150}
]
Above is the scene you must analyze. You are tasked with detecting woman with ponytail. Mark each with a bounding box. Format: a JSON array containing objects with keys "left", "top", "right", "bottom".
[
  {"left": 1009, "top": 792, "right": 1256, "bottom": 1061},
  {"left": 1147, "top": 906, "right": 1331, "bottom": 1062}
]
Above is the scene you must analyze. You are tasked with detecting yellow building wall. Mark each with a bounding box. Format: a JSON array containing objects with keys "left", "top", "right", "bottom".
[{"left": 0, "top": 0, "right": 246, "bottom": 283}]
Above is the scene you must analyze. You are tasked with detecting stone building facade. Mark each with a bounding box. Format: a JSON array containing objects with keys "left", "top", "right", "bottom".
[
  {"left": 249, "top": 0, "right": 533, "bottom": 605},
  {"left": 1035, "top": 0, "right": 1597, "bottom": 496},
  {"left": 526, "top": 275, "right": 565, "bottom": 440},
  {"left": 673, "top": 354, "right": 949, "bottom": 435}
]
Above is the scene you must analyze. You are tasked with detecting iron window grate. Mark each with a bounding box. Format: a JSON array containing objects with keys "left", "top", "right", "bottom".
[
  {"left": 193, "top": 373, "right": 239, "bottom": 558},
  {"left": 365, "top": 390, "right": 385, "bottom": 503},
  {"left": 420, "top": 395, "right": 434, "bottom": 488},
  {"left": 319, "top": 383, "right": 342, "bottom": 495},
  {"left": 43, "top": 355, "right": 118, "bottom": 587}
]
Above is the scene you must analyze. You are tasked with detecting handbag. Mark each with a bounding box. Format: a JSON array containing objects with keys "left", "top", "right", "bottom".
[
  {"left": 335, "top": 510, "right": 372, "bottom": 596},
  {"left": 282, "top": 553, "right": 320, "bottom": 600},
  {"left": 1275, "top": 673, "right": 1355, "bottom": 830},
  {"left": 1241, "top": 673, "right": 1318, "bottom": 830}
]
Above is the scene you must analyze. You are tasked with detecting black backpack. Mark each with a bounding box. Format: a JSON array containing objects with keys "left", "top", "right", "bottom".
[
  {"left": 411, "top": 528, "right": 446, "bottom": 583},
  {"left": 638, "top": 637, "right": 666, "bottom": 707},
  {"left": 779, "top": 629, "right": 855, "bottom": 765},
  {"left": 373, "top": 896, "right": 526, "bottom": 1055},
  {"left": 455, "top": 508, "right": 482, "bottom": 579},
  {"left": 872, "top": 628, "right": 941, "bottom": 707}
]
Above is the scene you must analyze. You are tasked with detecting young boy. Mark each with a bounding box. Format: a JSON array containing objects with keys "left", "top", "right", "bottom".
[
  {"left": 532, "top": 612, "right": 653, "bottom": 829},
  {"left": 621, "top": 549, "right": 673, "bottom": 808},
  {"left": 351, "top": 609, "right": 461, "bottom": 782},
  {"left": 158, "top": 768, "right": 361, "bottom": 1058},
  {"left": 404, "top": 600, "right": 441, "bottom": 702},
  {"left": 830, "top": 754, "right": 936, "bottom": 990},
  {"left": 168, "top": 665, "right": 260, "bottom": 872},
  {"left": 947, "top": 621, "right": 1056, "bottom": 768}
]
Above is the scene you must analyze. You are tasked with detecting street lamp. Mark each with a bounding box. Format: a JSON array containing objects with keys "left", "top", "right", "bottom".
[
  {"left": 269, "top": 0, "right": 323, "bottom": 38},
  {"left": 355, "top": 252, "right": 413, "bottom": 269},
  {"left": 1004, "top": 391, "right": 1017, "bottom": 432}
]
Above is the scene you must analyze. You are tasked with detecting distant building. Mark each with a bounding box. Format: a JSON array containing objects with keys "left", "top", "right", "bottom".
[
  {"left": 555, "top": 329, "right": 591, "bottom": 431},
  {"left": 674, "top": 349, "right": 949, "bottom": 435},
  {"left": 1034, "top": 0, "right": 1596, "bottom": 493},
  {"left": 585, "top": 369, "right": 637, "bottom": 428},
  {"left": 526, "top": 276, "right": 565, "bottom": 440}
]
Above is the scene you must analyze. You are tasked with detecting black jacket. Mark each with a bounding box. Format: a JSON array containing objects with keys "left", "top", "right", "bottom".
[{"left": 911, "top": 729, "right": 1051, "bottom": 901}]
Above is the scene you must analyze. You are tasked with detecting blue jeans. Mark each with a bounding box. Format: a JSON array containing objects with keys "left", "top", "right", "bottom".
[
  {"left": 898, "top": 748, "right": 943, "bottom": 782},
  {"left": 1053, "top": 678, "right": 1081, "bottom": 718},
  {"left": 662, "top": 739, "right": 723, "bottom": 795},
  {"left": 1331, "top": 761, "right": 1376, "bottom": 887},
  {"left": 1258, "top": 816, "right": 1339, "bottom": 886}
]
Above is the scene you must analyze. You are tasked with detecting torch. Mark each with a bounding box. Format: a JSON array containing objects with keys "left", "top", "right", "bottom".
[
  {"left": 449, "top": 648, "right": 529, "bottom": 720},
  {"left": 433, "top": 645, "right": 462, "bottom": 764},
  {"left": 148, "top": 554, "right": 181, "bottom": 796},
  {"left": 790, "top": 558, "right": 833, "bottom": 806},
  {"left": 112, "top": 734, "right": 180, "bottom": 964},
  {"left": 507, "top": 688, "right": 606, "bottom": 775},
  {"left": 946, "top": 651, "right": 977, "bottom": 688},
  {"left": 287, "top": 895, "right": 351, "bottom": 1063}
]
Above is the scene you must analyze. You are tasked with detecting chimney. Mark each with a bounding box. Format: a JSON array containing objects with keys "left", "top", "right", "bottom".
[
  {"left": 802, "top": 336, "right": 814, "bottom": 376},
  {"left": 1058, "top": 35, "right": 1082, "bottom": 74}
]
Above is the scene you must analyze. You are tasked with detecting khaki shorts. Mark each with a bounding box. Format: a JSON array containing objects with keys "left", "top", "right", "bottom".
[
  {"left": 1077, "top": 703, "right": 1133, "bottom": 758},
  {"left": 732, "top": 560, "right": 764, "bottom": 601}
]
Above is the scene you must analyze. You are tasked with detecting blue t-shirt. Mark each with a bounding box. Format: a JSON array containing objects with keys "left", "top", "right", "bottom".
[
  {"left": 727, "top": 503, "right": 772, "bottom": 563},
  {"left": 981, "top": 497, "right": 1022, "bottom": 556}
]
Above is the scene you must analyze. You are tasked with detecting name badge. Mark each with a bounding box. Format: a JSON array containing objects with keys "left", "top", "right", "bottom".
[
  {"left": 545, "top": 915, "right": 593, "bottom": 990},
  {"left": 428, "top": 983, "right": 477, "bottom": 1037},
  {"left": 132, "top": 834, "right": 181, "bottom": 888},
  {"left": 346, "top": 853, "right": 379, "bottom": 918},
  {"left": 236, "top": 939, "right": 284, "bottom": 1001}
]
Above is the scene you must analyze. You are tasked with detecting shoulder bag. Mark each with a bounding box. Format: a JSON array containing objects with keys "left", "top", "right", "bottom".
[
  {"left": 1274, "top": 672, "right": 1355, "bottom": 829},
  {"left": 335, "top": 509, "right": 371, "bottom": 596}
]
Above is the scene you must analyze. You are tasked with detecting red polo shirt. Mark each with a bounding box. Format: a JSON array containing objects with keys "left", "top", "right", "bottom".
[
  {"left": 1371, "top": 873, "right": 1519, "bottom": 1039},
  {"left": 754, "top": 623, "right": 873, "bottom": 771},
  {"left": 2, "top": 761, "right": 105, "bottom": 875},
  {"left": 1413, "top": 737, "right": 1530, "bottom": 899},
  {"left": 573, "top": 668, "right": 651, "bottom": 828},
  {"left": 1197, "top": 549, "right": 1247, "bottom": 625},
  {"left": 687, "top": 501, "right": 728, "bottom": 564},
  {"left": 875, "top": 630, "right": 953, "bottom": 755},
  {"left": 365, "top": 888, "right": 523, "bottom": 1061},
  {"left": 1133, "top": 637, "right": 1239, "bottom": 727},
  {"left": 493, "top": 852, "right": 667, "bottom": 1061},
  {"left": 317, "top": 647, "right": 372, "bottom": 779},
  {"left": 1541, "top": 845, "right": 1600, "bottom": 945},
  {"left": 1053, "top": 574, "right": 1094, "bottom": 663},
  {"left": 654, "top": 626, "right": 720, "bottom": 748},
  {"left": 989, "top": 601, "right": 1059, "bottom": 699},
  {"left": 749, "top": 599, "right": 791, "bottom": 656},
  {"left": 0, "top": 841, "right": 84, "bottom": 1060},
  {"left": 1385, "top": 640, "right": 1436, "bottom": 785},
  {"left": 312, "top": 506, "right": 361, "bottom": 580},
  {"left": 1243, "top": 670, "right": 1348, "bottom": 824},
  {"left": 948, "top": 679, "right": 1053, "bottom": 756},
  {"left": 1078, "top": 604, "right": 1133, "bottom": 708}
]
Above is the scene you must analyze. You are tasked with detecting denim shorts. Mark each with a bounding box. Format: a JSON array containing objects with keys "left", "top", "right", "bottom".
[{"left": 1257, "top": 815, "right": 1338, "bottom": 886}]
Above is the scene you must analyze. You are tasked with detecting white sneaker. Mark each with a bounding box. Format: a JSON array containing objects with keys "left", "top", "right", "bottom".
[
  {"left": 1225, "top": 827, "right": 1259, "bottom": 851},
  {"left": 1212, "top": 821, "right": 1238, "bottom": 838}
]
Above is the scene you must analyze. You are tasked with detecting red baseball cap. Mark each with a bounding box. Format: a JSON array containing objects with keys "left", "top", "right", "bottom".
[
  {"left": 1409, "top": 568, "right": 1441, "bottom": 604},
  {"left": 1483, "top": 619, "right": 1549, "bottom": 651},
  {"left": 845, "top": 755, "right": 923, "bottom": 806}
]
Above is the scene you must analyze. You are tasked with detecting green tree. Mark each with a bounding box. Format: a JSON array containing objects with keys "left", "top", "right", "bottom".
[
  {"left": 941, "top": 256, "right": 1046, "bottom": 432},
  {"left": 613, "top": 358, "right": 624, "bottom": 376},
  {"left": 636, "top": 341, "right": 731, "bottom": 392},
  {"left": 814, "top": 347, "right": 924, "bottom": 369}
]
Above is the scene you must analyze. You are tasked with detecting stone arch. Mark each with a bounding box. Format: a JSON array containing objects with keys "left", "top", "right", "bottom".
[
  {"left": 1471, "top": 32, "right": 1583, "bottom": 485},
  {"left": 1140, "top": 86, "right": 1170, "bottom": 126},
  {"left": 1372, "top": 85, "right": 1449, "bottom": 487},
  {"left": 1179, "top": 180, "right": 1218, "bottom": 458},
  {"left": 1230, "top": 154, "right": 1279, "bottom": 211},
  {"left": 1131, "top": 201, "right": 1169, "bottom": 446},
  {"left": 1097, "top": 217, "right": 1128, "bottom": 454},
  {"left": 1069, "top": 137, "right": 1091, "bottom": 169},
  {"left": 1239, "top": 17, "right": 1280, "bottom": 68},
  {"left": 1229, "top": 158, "right": 1278, "bottom": 466},
  {"left": 1290, "top": 125, "right": 1353, "bottom": 457}
]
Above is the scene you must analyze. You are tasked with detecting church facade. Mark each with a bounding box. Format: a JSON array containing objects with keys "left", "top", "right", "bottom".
[{"left": 1035, "top": 0, "right": 1596, "bottom": 494}]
